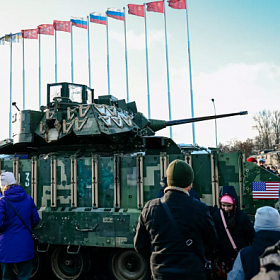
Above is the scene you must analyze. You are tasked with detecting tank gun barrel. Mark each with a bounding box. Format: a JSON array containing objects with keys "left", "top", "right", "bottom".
[
  {"left": 149, "top": 111, "right": 248, "bottom": 132},
  {"left": 166, "top": 111, "right": 248, "bottom": 126}
]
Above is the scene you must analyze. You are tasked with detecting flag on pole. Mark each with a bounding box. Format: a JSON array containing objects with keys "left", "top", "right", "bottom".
[
  {"left": 90, "top": 13, "right": 107, "bottom": 25},
  {"left": 4, "top": 33, "right": 22, "bottom": 43},
  {"left": 252, "top": 182, "right": 280, "bottom": 199},
  {"left": 12, "top": 32, "right": 22, "bottom": 42},
  {"left": 53, "top": 20, "right": 71, "bottom": 32},
  {"left": 147, "top": 1, "right": 164, "bottom": 13},
  {"left": 107, "top": 8, "right": 124, "bottom": 21},
  {"left": 21, "top": 29, "right": 38, "bottom": 39},
  {"left": 127, "top": 4, "right": 145, "bottom": 17},
  {"left": 38, "top": 24, "right": 54, "bottom": 35},
  {"left": 5, "top": 34, "right": 13, "bottom": 42},
  {"left": 0, "top": 36, "right": 5, "bottom": 45},
  {"left": 168, "top": 0, "right": 186, "bottom": 9},
  {"left": 71, "top": 17, "right": 88, "bottom": 29}
]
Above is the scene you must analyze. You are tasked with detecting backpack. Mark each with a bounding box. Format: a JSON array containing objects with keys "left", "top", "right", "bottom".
[{"left": 251, "top": 240, "right": 280, "bottom": 280}]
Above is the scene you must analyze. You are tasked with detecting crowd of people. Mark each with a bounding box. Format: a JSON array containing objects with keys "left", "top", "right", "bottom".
[
  {"left": 134, "top": 159, "right": 280, "bottom": 280},
  {"left": 0, "top": 158, "right": 279, "bottom": 280},
  {"left": 247, "top": 156, "right": 280, "bottom": 176}
]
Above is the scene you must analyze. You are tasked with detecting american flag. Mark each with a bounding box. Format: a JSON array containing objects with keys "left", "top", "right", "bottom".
[{"left": 252, "top": 182, "right": 280, "bottom": 199}]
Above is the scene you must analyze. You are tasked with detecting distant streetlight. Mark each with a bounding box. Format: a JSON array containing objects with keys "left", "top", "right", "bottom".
[{"left": 211, "top": 98, "right": 218, "bottom": 148}]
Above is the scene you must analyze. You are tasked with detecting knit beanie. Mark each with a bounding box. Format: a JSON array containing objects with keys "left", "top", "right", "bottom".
[
  {"left": 166, "top": 160, "right": 194, "bottom": 188},
  {"left": 1, "top": 172, "right": 16, "bottom": 186},
  {"left": 221, "top": 195, "right": 234, "bottom": 204},
  {"left": 247, "top": 157, "right": 257, "bottom": 163},
  {"left": 254, "top": 206, "right": 280, "bottom": 232}
]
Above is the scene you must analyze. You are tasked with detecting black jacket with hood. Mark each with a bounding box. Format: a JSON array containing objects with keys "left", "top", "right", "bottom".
[
  {"left": 134, "top": 187, "right": 218, "bottom": 280},
  {"left": 212, "top": 186, "right": 255, "bottom": 268}
]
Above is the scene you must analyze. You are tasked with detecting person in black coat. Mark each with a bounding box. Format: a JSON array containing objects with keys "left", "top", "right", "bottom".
[
  {"left": 228, "top": 206, "right": 280, "bottom": 280},
  {"left": 134, "top": 160, "right": 218, "bottom": 280},
  {"left": 212, "top": 185, "right": 255, "bottom": 278}
]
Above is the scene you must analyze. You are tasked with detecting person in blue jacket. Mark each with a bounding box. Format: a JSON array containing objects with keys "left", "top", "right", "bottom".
[
  {"left": 228, "top": 206, "right": 280, "bottom": 280},
  {"left": 0, "top": 172, "right": 40, "bottom": 280}
]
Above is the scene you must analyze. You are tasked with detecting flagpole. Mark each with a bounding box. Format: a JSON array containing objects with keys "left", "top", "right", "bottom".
[
  {"left": 22, "top": 37, "right": 25, "bottom": 110},
  {"left": 71, "top": 22, "right": 74, "bottom": 83},
  {"left": 123, "top": 7, "right": 129, "bottom": 102},
  {"left": 39, "top": 33, "right": 41, "bottom": 109},
  {"left": 55, "top": 29, "right": 57, "bottom": 83},
  {"left": 106, "top": 14, "right": 111, "bottom": 95},
  {"left": 185, "top": 0, "right": 196, "bottom": 145},
  {"left": 9, "top": 33, "right": 13, "bottom": 139},
  {"left": 87, "top": 15, "right": 91, "bottom": 88},
  {"left": 163, "top": 0, "right": 172, "bottom": 138},
  {"left": 144, "top": 3, "right": 151, "bottom": 119}
]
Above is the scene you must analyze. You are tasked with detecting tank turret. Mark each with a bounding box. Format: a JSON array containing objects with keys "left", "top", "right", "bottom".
[{"left": 1, "top": 82, "right": 248, "bottom": 156}]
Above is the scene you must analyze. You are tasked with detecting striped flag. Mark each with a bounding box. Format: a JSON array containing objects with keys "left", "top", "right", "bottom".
[
  {"left": 90, "top": 13, "right": 107, "bottom": 25},
  {"left": 107, "top": 8, "right": 124, "bottom": 21},
  {"left": 71, "top": 17, "right": 88, "bottom": 29},
  {"left": 5, "top": 33, "right": 22, "bottom": 43},
  {"left": 252, "top": 182, "right": 280, "bottom": 199},
  {"left": 5, "top": 34, "right": 11, "bottom": 42},
  {"left": 12, "top": 32, "right": 22, "bottom": 43}
]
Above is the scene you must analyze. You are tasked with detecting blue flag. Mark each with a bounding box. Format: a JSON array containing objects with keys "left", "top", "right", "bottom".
[{"left": 5, "top": 32, "right": 22, "bottom": 43}]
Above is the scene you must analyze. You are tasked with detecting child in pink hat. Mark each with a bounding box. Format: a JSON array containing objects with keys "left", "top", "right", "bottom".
[
  {"left": 220, "top": 194, "right": 235, "bottom": 214},
  {"left": 212, "top": 186, "right": 255, "bottom": 279}
]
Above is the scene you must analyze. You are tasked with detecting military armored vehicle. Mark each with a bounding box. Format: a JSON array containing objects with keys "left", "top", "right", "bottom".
[{"left": 0, "top": 82, "right": 278, "bottom": 280}]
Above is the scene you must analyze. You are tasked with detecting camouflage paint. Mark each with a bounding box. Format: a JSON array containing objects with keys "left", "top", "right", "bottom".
[
  {"left": 1, "top": 149, "right": 279, "bottom": 250},
  {"left": 243, "top": 162, "right": 280, "bottom": 214}
]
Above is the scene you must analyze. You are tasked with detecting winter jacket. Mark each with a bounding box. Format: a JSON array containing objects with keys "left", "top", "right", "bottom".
[
  {"left": 228, "top": 230, "right": 280, "bottom": 280},
  {"left": 156, "top": 185, "right": 200, "bottom": 200},
  {"left": 251, "top": 239, "right": 280, "bottom": 280},
  {"left": 0, "top": 185, "right": 40, "bottom": 263},
  {"left": 134, "top": 186, "right": 218, "bottom": 280},
  {"left": 213, "top": 186, "right": 255, "bottom": 269}
]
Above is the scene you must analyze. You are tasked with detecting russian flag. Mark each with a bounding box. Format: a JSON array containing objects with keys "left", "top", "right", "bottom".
[
  {"left": 106, "top": 8, "right": 124, "bottom": 21},
  {"left": 71, "top": 17, "right": 88, "bottom": 29},
  {"left": 90, "top": 13, "right": 107, "bottom": 25}
]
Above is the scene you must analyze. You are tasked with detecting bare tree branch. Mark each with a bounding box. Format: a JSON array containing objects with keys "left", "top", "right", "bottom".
[{"left": 252, "top": 110, "right": 272, "bottom": 149}]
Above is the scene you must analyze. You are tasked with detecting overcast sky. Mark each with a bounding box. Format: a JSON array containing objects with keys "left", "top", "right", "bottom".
[{"left": 0, "top": 0, "right": 279, "bottom": 148}]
